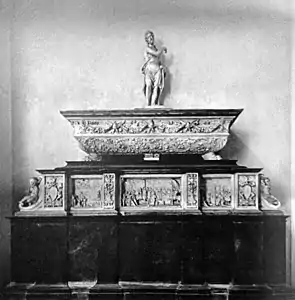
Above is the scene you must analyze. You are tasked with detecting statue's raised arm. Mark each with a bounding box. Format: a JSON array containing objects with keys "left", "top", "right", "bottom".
[{"left": 142, "top": 31, "right": 167, "bottom": 107}]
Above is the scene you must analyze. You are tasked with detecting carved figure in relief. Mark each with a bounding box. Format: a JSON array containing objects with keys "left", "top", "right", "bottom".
[
  {"left": 121, "top": 178, "right": 181, "bottom": 208},
  {"left": 19, "top": 177, "right": 42, "bottom": 210},
  {"left": 260, "top": 175, "right": 281, "bottom": 210},
  {"left": 204, "top": 183, "right": 232, "bottom": 208},
  {"left": 142, "top": 30, "right": 167, "bottom": 106}
]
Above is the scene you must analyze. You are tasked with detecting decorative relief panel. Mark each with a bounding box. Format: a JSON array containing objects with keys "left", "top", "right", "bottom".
[
  {"left": 235, "top": 173, "right": 259, "bottom": 210},
  {"left": 62, "top": 109, "right": 243, "bottom": 158},
  {"left": 70, "top": 118, "right": 232, "bottom": 136},
  {"left": 103, "top": 173, "right": 116, "bottom": 209},
  {"left": 76, "top": 136, "right": 228, "bottom": 156},
  {"left": 71, "top": 176, "right": 103, "bottom": 209},
  {"left": 121, "top": 175, "right": 183, "bottom": 210},
  {"left": 186, "top": 173, "right": 199, "bottom": 209},
  {"left": 44, "top": 175, "right": 65, "bottom": 209},
  {"left": 202, "top": 175, "right": 234, "bottom": 210},
  {"left": 70, "top": 174, "right": 115, "bottom": 212}
]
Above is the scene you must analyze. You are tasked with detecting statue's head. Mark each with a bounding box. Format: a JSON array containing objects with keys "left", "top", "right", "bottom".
[
  {"left": 30, "top": 177, "right": 41, "bottom": 187},
  {"left": 260, "top": 175, "right": 271, "bottom": 194},
  {"left": 145, "top": 30, "right": 154, "bottom": 44}
]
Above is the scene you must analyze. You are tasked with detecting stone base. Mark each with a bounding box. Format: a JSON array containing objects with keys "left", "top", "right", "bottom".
[{"left": 2, "top": 283, "right": 295, "bottom": 300}]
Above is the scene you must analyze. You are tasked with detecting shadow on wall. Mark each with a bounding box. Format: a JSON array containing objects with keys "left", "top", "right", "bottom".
[
  {"left": 219, "top": 130, "right": 249, "bottom": 161},
  {"left": 219, "top": 129, "right": 289, "bottom": 212},
  {"left": 158, "top": 38, "right": 174, "bottom": 105}
]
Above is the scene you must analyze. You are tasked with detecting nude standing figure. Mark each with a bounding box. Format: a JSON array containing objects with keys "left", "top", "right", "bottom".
[{"left": 141, "top": 31, "right": 167, "bottom": 106}]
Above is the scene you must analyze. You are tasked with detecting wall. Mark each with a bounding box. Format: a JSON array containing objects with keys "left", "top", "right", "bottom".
[
  {"left": 0, "top": 0, "right": 12, "bottom": 289},
  {"left": 11, "top": 0, "right": 291, "bottom": 211},
  {"left": 291, "top": 0, "right": 295, "bottom": 287},
  {"left": 1, "top": 0, "right": 292, "bottom": 288}
]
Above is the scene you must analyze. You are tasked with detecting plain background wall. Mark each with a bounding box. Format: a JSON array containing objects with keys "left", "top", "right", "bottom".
[
  {"left": 0, "top": 0, "right": 292, "bottom": 288},
  {"left": 0, "top": 0, "right": 12, "bottom": 289}
]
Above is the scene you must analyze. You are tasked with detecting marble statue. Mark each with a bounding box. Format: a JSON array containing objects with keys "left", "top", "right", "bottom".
[
  {"left": 260, "top": 175, "right": 281, "bottom": 210},
  {"left": 141, "top": 30, "right": 167, "bottom": 106},
  {"left": 19, "top": 177, "right": 42, "bottom": 210}
]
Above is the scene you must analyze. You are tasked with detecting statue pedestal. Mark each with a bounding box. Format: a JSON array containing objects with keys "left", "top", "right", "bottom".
[
  {"left": 60, "top": 108, "right": 243, "bottom": 159},
  {"left": 6, "top": 212, "right": 289, "bottom": 299}
]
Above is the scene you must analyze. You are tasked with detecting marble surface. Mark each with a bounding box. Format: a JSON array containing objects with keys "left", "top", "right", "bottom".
[
  {"left": 11, "top": 217, "right": 67, "bottom": 283},
  {"left": 8, "top": 214, "right": 288, "bottom": 291},
  {"left": 69, "top": 217, "right": 118, "bottom": 283}
]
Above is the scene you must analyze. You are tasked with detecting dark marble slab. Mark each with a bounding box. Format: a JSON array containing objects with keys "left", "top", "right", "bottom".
[
  {"left": 11, "top": 217, "right": 67, "bottom": 284},
  {"left": 233, "top": 220, "right": 264, "bottom": 284},
  {"left": 26, "top": 284, "right": 70, "bottom": 300},
  {"left": 55, "top": 158, "right": 260, "bottom": 175},
  {"left": 8, "top": 214, "right": 289, "bottom": 291},
  {"left": 228, "top": 285, "right": 272, "bottom": 300},
  {"left": 181, "top": 220, "right": 204, "bottom": 284},
  {"left": 124, "top": 293, "right": 175, "bottom": 300},
  {"left": 202, "top": 217, "right": 233, "bottom": 283},
  {"left": 11, "top": 219, "right": 36, "bottom": 283},
  {"left": 119, "top": 220, "right": 181, "bottom": 283},
  {"left": 90, "top": 284, "right": 122, "bottom": 300},
  {"left": 4, "top": 283, "right": 295, "bottom": 300},
  {"left": 60, "top": 108, "right": 243, "bottom": 119},
  {"left": 1, "top": 283, "right": 32, "bottom": 300},
  {"left": 69, "top": 217, "right": 118, "bottom": 283},
  {"left": 263, "top": 216, "right": 286, "bottom": 284}
]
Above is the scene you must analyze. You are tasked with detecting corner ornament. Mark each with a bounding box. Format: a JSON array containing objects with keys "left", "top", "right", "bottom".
[
  {"left": 18, "top": 177, "right": 43, "bottom": 211},
  {"left": 259, "top": 175, "right": 281, "bottom": 210}
]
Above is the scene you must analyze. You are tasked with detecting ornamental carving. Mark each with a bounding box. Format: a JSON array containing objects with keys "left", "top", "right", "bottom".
[
  {"left": 44, "top": 175, "right": 64, "bottom": 208},
  {"left": 121, "top": 176, "right": 182, "bottom": 209},
  {"left": 259, "top": 174, "right": 281, "bottom": 210},
  {"left": 69, "top": 118, "right": 232, "bottom": 136},
  {"left": 103, "top": 173, "right": 115, "bottom": 209},
  {"left": 62, "top": 109, "right": 242, "bottom": 158},
  {"left": 71, "top": 176, "right": 103, "bottom": 209},
  {"left": 18, "top": 177, "right": 43, "bottom": 212},
  {"left": 186, "top": 173, "right": 199, "bottom": 208},
  {"left": 236, "top": 174, "right": 258, "bottom": 209},
  {"left": 76, "top": 136, "right": 228, "bottom": 156},
  {"left": 203, "top": 176, "right": 233, "bottom": 209}
]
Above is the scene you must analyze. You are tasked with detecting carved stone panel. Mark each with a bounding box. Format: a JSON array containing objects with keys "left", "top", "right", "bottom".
[
  {"left": 71, "top": 175, "right": 103, "bottom": 210},
  {"left": 202, "top": 175, "right": 234, "bottom": 211},
  {"left": 235, "top": 173, "right": 259, "bottom": 210},
  {"left": 186, "top": 173, "right": 199, "bottom": 209},
  {"left": 120, "top": 175, "right": 183, "bottom": 210},
  {"left": 103, "top": 173, "right": 116, "bottom": 209},
  {"left": 44, "top": 175, "right": 65, "bottom": 209},
  {"left": 70, "top": 174, "right": 116, "bottom": 213}
]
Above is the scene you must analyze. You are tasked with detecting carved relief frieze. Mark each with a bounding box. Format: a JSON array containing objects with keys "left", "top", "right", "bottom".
[
  {"left": 202, "top": 175, "right": 234, "bottom": 211},
  {"left": 235, "top": 173, "right": 259, "bottom": 210},
  {"left": 44, "top": 175, "right": 65, "bottom": 209},
  {"left": 76, "top": 136, "right": 228, "bottom": 156},
  {"left": 69, "top": 118, "right": 232, "bottom": 136},
  {"left": 62, "top": 109, "right": 242, "bottom": 158},
  {"left": 121, "top": 175, "right": 183, "bottom": 210}
]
